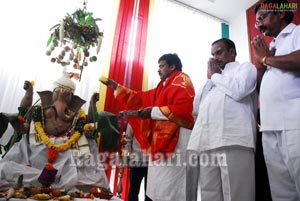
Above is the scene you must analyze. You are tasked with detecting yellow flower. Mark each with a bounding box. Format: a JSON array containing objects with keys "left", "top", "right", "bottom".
[
  {"left": 84, "top": 124, "right": 94, "bottom": 132},
  {"left": 79, "top": 109, "right": 86, "bottom": 119},
  {"left": 34, "top": 121, "right": 81, "bottom": 152},
  {"left": 99, "top": 76, "right": 108, "bottom": 82}
]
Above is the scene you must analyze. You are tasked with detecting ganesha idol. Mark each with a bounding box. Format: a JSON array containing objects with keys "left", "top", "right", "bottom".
[{"left": 0, "top": 73, "right": 114, "bottom": 198}]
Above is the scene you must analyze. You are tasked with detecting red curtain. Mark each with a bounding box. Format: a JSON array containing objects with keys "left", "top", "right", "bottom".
[
  {"left": 104, "top": 0, "right": 150, "bottom": 114},
  {"left": 102, "top": 0, "right": 150, "bottom": 200}
]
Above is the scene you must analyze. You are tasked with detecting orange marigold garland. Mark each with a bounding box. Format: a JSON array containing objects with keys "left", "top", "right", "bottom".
[
  {"left": 45, "top": 163, "right": 55, "bottom": 171},
  {"left": 48, "top": 148, "right": 59, "bottom": 163},
  {"left": 17, "top": 115, "right": 25, "bottom": 123},
  {"left": 33, "top": 108, "right": 86, "bottom": 187},
  {"left": 35, "top": 121, "right": 82, "bottom": 152}
]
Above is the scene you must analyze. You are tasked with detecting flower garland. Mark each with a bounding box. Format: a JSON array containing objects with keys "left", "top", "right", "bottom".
[
  {"left": 34, "top": 108, "right": 86, "bottom": 152},
  {"left": 33, "top": 107, "right": 88, "bottom": 187},
  {"left": 35, "top": 121, "right": 81, "bottom": 152},
  {"left": 48, "top": 148, "right": 58, "bottom": 163}
]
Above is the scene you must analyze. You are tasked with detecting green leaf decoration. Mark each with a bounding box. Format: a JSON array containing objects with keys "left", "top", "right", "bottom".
[
  {"left": 96, "top": 112, "right": 120, "bottom": 151},
  {"left": 48, "top": 8, "right": 103, "bottom": 49},
  {"left": 32, "top": 105, "right": 42, "bottom": 121},
  {"left": 46, "top": 34, "right": 55, "bottom": 47},
  {"left": 3, "top": 132, "right": 22, "bottom": 157},
  {"left": 0, "top": 113, "right": 9, "bottom": 138},
  {"left": 46, "top": 8, "right": 104, "bottom": 81},
  {"left": 18, "top": 107, "right": 28, "bottom": 117},
  {"left": 94, "top": 111, "right": 99, "bottom": 123},
  {"left": 17, "top": 175, "right": 24, "bottom": 188},
  {"left": 49, "top": 23, "right": 60, "bottom": 31}
]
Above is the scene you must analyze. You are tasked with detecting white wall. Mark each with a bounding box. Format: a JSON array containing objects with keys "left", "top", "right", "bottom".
[
  {"left": 229, "top": 11, "right": 252, "bottom": 64},
  {"left": 0, "top": 0, "right": 118, "bottom": 148},
  {"left": 0, "top": 0, "right": 117, "bottom": 114}
]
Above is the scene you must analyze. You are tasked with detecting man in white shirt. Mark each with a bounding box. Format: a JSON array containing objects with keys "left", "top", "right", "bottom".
[
  {"left": 187, "top": 38, "right": 257, "bottom": 201},
  {"left": 251, "top": 0, "right": 300, "bottom": 200}
]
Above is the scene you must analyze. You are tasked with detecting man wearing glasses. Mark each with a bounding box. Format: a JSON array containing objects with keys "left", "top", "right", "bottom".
[{"left": 251, "top": 0, "right": 300, "bottom": 200}]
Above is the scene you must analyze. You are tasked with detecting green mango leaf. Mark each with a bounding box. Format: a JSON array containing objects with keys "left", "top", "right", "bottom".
[
  {"left": 3, "top": 132, "right": 22, "bottom": 157},
  {"left": 46, "top": 34, "right": 55, "bottom": 47},
  {"left": 96, "top": 112, "right": 120, "bottom": 151},
  {"left": 17, "top": 175, "right": 24, "bottom": 188},
  {"left": 49, "top": 23, "right": 60, "bottom": 31},
  {"left": 94, "top": 112, "right": 99, "bottom": 123},
  {"left": 83, "top": 16, "right": 94, "bottom": 26}
]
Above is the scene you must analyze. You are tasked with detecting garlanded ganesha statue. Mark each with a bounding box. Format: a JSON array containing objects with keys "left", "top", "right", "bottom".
[{"left": 0, "top": 73, "right": 114, "bottom": 199}]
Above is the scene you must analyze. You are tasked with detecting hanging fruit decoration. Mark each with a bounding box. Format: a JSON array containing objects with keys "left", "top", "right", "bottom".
[{"left": 46, "top": 2, "right": 103, "bottom": 80}]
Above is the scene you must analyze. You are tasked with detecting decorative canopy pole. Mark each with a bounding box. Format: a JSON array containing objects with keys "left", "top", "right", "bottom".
[{"left": 116, "top": 114, "right": 129, "bottom": 198}]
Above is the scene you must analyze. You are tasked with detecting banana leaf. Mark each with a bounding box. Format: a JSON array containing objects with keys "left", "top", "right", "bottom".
[
  {"left": 96, "top": 112, "right": 120, "bottom": 151},
  {"left": 0, "top": 113, "right": 9, "bottom": 138},
  {"left": 0, "top": 113, "right": 18, "bottom": 138},
  {"left": 0, "top": 113, "right": 22, "bottom": 157}
]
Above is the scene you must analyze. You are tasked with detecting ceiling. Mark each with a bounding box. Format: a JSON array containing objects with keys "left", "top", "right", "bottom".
[{"left": 175, "top": 0, "right": 258, "bottom": 22}]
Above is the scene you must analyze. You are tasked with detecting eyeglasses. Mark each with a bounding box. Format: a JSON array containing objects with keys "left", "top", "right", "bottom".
[{"left": 255, "top": 12, "right": 271, "bottom": 26}]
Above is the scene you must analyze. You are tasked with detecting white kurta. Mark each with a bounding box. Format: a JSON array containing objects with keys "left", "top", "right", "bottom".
[
  {"left": 188, "top": 61, "right": 257, "bottom": 153},
  {"left": 259, "top": 23, "right": 300, "bottom": 200},
  {"left": 186, "top": 61, "right": 257, "bottom": 201},
  {"left": 260, "top": 23, "right": 300, "bottom": 131}
]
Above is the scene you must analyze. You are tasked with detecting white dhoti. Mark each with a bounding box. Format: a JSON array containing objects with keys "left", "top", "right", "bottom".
[
  {"left": 146, "top": 127, "right": 191, "bottom": 201},
  {"left": 262, "top": 130, "right": 300, "bottom": 201},
  {"left": 199, "top": 146, "right": 255, "bottom": 201}
]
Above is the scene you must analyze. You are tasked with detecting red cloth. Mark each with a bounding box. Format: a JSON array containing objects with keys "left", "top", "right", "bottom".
[
  {"left": 115, "top": 70, "right": 195, "bottom": 158},
  {"left": 104, "top": 0, "right": 150, "bottom": 115},
  {"left": 102, "top": 0, "right": 150, "bottom": 198}
]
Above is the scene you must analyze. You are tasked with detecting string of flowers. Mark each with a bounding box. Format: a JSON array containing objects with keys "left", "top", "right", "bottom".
[
  {"left": 34, "top": 121, "right": 81, "bottom": 152},
  {"left": 33, "top": 107, "right": 87, "bottom": 187},
  {"left": 33, "top": 108, "right": 86, "bottom": 152}
]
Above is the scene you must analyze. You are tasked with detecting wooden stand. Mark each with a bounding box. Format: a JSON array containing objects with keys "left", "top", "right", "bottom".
[{"left": 116, "top": 155, "right": 124, "bottom": 198}]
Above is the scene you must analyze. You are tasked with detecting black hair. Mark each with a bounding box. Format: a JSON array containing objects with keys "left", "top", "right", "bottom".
[
  {"left": 254, "top": 0, "right": 294, "bottom": 23},
  {"left": 158, "top": 53, "right": 182, "bottom": 71},
  {"left": 212, "top": 38, "right": 237, "bottom": 56}
]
